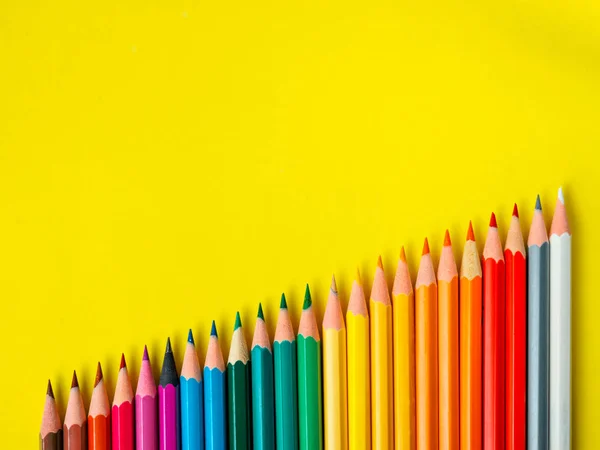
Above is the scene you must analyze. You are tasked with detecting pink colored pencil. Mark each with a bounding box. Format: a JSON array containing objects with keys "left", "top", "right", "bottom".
[{"left": 136, "top": 346, "right": 158, "bottom": 450}]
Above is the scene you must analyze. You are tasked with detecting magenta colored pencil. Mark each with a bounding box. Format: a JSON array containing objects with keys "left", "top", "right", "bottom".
[
  {"left": 159, "top": 338, "right": 180, "bottom": 450},
  {"left": 136, "top": 346, "right": 158, "bottom": 450}
]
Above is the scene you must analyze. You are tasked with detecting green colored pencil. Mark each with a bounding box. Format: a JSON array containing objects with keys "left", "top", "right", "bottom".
[
  {"left": 251, "top": 303, "right": 276, "bottom": 449},
  {"left": 274, "top": 294, "right": 299, "bottom": 450},
  {"left": 228, "top": 312, "right": 252, "bottom": 449},
  {"left": 297, "top": 285, "right": 323, "bottom": 450}
]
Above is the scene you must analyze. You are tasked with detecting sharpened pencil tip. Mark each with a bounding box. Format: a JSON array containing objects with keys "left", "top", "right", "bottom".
[
  {"left": 71, "top": 371, "right": 79, "bottom": 388},
  {"left": 257, "top": 303, "right": 264, "bottom": 320},
  {"left": 467, "top": 221, "right": 475, "bottom": 241},
  {"left": 210, "top": 320, "right": 218, "bottom": 338},
  {"left": 187, "top": 329, "right": 194, "bottom": 345},
  {"left": 94, "top": 362, "right": 103, "bottom": 387},
  {"left": 355, "top": 267, "right": 362, "bottom": 285},
  {"left": 422, "top": 238, "right": 430, "bottom": 255},
  {"left": 535, "top": 194, "right": 542, "bottom": 211},
  {"left": 444, "top": 230, "right": 451, "bottom": 246},
  {"left": 330, "top": 274, "right": 337, "bottom": 294},
  {"left": 399, "top": 246, "right": 407, "bottom": 263},
  {"left": 280, "top": 293, "right": 288, "bottom": 309},
  {"left": 513, "top": 203, "right": 519, "bottom": 218},
  {"left": 303, "top": 284, "right": 312, "bottom": 309},
  {"left": 143, "top": 345, "right": 149, "bottom": 361},
  {"left": 165, "top": 337, "right": 172, "bottom": 353},
  {"left": 489, "top": 212, "right": 497, "bottom": 228},
  {"left": 234, "top": 312, "right": 242, "bottom": 330},
  {"left": 120, "top": 353, "right": 126, "bottom": 370},
  {"left": 558, "top": 186, "right": 565, "bottom": 204},
  {"left": 377, "top": 255, "right": 383, "bottom": 269},
  {"left": 47, "top": 380, "right": 54, "bottom": 398}
]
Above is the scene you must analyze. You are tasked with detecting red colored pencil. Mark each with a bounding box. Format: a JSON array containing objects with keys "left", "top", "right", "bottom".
[
  {"left": 483, "top": 213, "right": 506, "bottom": 450},
  {"left": 113, "top": 354, "right": 135, "bottom": 450},
  {"left": 505, "top": 205, "right": 526, "bottom": 450},
  {"left": 89, "top": 362, "right": 111, "bottom": 450}
]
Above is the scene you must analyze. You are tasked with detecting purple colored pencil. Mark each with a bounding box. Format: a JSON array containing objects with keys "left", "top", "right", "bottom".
[
  {"left": 159, "top": 338, "right": 181, "bottom": 450},
  {"left": 136, "top": 346, "right": 158, "bottom": 450}
]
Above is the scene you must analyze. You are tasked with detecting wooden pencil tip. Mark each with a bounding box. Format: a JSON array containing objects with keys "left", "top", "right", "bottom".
[
  {"left": 143, "top": 345, "right": 149, "bottom": 361},
  {"left": 303, "top": 284, "right": 312, "bottom": 309},
  {"left": 234, "top": 311, "right": 242, "bottom": 330},
  {"left": 422, "top": 238, "right": 430, "bottom": 255},
  {"left": 513, "top": 203, "right": 519, "bottom": 218},
  {"left": 489, "top": 212, "right": 497, "bottom": 228},
  {"left": 94, "top": 362, "right": 103, "bottom": 387},
  {"left": 257, "top": 303, "right": 264, "bottom": 320},
  {"left": 399, "top": 246, "right": 407, "bottom": 262},
  {"left": 376, "top": 255, "right": 383, "bottom": 269},
  {"left": 280, "top": 293, "right": 288, "bottom": 309},
  {"left": 330, "top": 274, "right": 337, "bottom": 293},
  {"left": 444, "top": 229, "right": 451, "bottom": 246},
  {"left": 187, "top": 329, "right": 195, "bottom": 345},
  {"left": 71, "top": 371, "right": 79, "bottom": 388},
  {"left": 210, "top": 320, "right": 218, "bottom": 338},
  {"left": 120, "top": 353, "right": 127, "bottom": 370},
  {"left": 165, "top": 337, "right": 172, "bottom": 353},
  {"left": 467, "top": 221, "right": 475, "bottom": 241},
  {"left": 535, "top": 194, "right": 542, "bottom": 211},
  {"left": 47, "top": 379, "right": 54, "bottom": 398}
]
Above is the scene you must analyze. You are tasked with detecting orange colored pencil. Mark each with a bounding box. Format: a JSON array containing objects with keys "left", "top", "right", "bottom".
[
  {"left": 65, "top": 371, "right": 87, "bottom": 450},
  {"left": 415, "top": 238, "right": 438, "bottom": 450},
  {"left": 460, "top": 222, "right": 482, "bottom": 450},
  {"left": 89, "top": 362, "right": 111, "bottom": 450},
  {"left": 438, "top": 231, "right": 459, "bottom": 450}
]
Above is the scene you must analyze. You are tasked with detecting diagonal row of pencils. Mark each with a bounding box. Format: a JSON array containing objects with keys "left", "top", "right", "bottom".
[{"left": 40, "top": 188, "right": 571, "bottom": 450}]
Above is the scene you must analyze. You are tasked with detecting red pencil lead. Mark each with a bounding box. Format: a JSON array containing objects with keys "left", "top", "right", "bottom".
[
  {"left": 467, "top": 221, "right": 475, "bottom": 241},
  {"left": 512, "top": 203, "right": 519, "bottom": 218},
  {"left": 444, "top": 229, "right": 451, "bottom": 247},
  {"left": 120, "top": 353, "right": 127, "bottom": 370},
  {"left": 422, "top": 238, "right": 430, "bottom": 255},
  {"left": 489, "top": 212, "right": 497, "bottom": 228},
  {"left": 71, "top": 370, "right": 79, "bottom": 388}
]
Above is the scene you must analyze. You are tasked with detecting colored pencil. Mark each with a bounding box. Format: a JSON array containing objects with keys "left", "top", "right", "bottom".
[
  {"left": 460, "top": 222, "right": 482, "bottom": 450},
  {"left": 204, "top": 321, "right": 227, "bottom": 450},
  {"left": 438, "top": 231, "right": 459, "bottom": 450},
  {"left": 505, "top": 205, "right": 526, "bottom": 450},
  {"left": 64, "top": 371, "right": 87, "bottom": 450},
  {"left": 159, "top": 338, "right": 180, "bottom": 450},
  {"left": 298, "top": 285, "right": 323, "bottom": 450},
  {"left": 136, "top": 346, "right": 158, "bottom": 450},
  {"left": 483, "top": 213, "right": 506, "bottom": 450},
  {"left": 392, "top": 247, "right": 415, "bottom": 450},
  {"left": 89, "top": 363, "right": 111, "bottom": 450},
  {"left": 274, "top": 293, "right": 299, "bottom": 450},
  {"left": 550, "top": 187, "right": 571, "bottom": 449},
  {"left": 40, "top": 380, "right": 63, "bottom": 450},
  {"left": 113, "top": 354, "right": 135, "bottom": 450},
  {"left": 415, "top": 238, "right": 438, "bottom": 450},
  {"left": 346, "top": 269, "right": 371, "bottom": 449},
  {"left": 228, "top": 312, "right": 252, "bottom": 449},
  {"left": 370, "top": 256, "right": 393, "bottom": 449},
  {"left": 323, "top": 275, "right": 348, "bottom": 450},
  {"left": 527, "top": 196, "right": 550, "bottom": 450},
  {"left": 251, "top": 303, "right": 276, "bottom": 450},
  {"left": 181, "top": 330, "right": 204, "bottom": 450}
]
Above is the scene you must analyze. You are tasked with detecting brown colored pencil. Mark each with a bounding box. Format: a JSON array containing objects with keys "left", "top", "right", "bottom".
[
  {"left": 65, "top": 371, "right": 88, "bottom": 450},
  {"left": 40, "top": 380, "right": 63, "bottom": 450}
]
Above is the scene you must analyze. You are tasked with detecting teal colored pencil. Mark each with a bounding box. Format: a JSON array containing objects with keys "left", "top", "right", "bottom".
[
  {"left": 297, "top": 285, "right": 323, "bottom": 450},
  {"left": 274, "top": 294, "right": 299, "bottom": 450},
  {"left": 251, "top": 304, "right": 275, "bottom": 449}
]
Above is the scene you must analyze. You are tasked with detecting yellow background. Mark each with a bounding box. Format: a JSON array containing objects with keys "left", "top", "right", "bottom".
[{"left": 1, "top": 0, "right": 598, "bottom": 446}]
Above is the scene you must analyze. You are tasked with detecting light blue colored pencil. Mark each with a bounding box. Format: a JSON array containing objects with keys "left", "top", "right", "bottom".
[
  {"left": 181, "top": 329, "right": 205, "bottom": 450},
  {"left": 204, "top": 321, "right": 227, "bottom": 450}
]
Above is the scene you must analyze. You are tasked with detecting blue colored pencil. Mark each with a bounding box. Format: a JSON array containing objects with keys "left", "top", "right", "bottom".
[
  {"left": 204, "top": 321, "right": 227, "bottom": 450},
  {"left": 181, "top": 329, "right": 205, "bottom": 450}
]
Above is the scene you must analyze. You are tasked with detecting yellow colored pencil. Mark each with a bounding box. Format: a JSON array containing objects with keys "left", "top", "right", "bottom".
[
  {"left": 346, "top": 269, "right": 371, "bottom": 450},
  {"left": 370, "top": 256, "right": 394, "bottom": 449},
  {"left": 323, "top": 275, "right": 348, "bottom": 450},
  {"left": 392, "top": 247, "right": 416, "bottom": 450}
]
